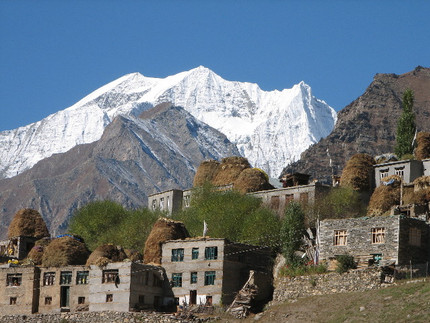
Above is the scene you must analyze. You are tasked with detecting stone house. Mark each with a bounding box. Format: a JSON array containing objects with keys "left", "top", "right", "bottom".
[
  {"left": 318, "top": 215, "right": 430, "bottom": 268},
  {"left": 0, "top": 266, "right": 40, "bottom": 315},
  {"left": 161, "top": 238, "right": 273, "bottom": 307},
  {"left": 374, "top": 159, "right": 423, "bottom": 187},
  {"left": 0, "top": 236, "right": 39, "bottom": 262},
  {"left": 148, "top": 189, "right": 192, "bottom": 216}
]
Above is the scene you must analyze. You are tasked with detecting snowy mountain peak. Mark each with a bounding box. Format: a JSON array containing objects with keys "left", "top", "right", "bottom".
[{"left": 0, "top": 67, "right": 337, "bottom": 179}]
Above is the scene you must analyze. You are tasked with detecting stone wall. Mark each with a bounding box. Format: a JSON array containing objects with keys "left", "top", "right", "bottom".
[
  {"left": 272, "top": 268, "right": 385, "bottom": 303},
  {"left": 0, "top": 311, "right": 212, "bottom": 323}
]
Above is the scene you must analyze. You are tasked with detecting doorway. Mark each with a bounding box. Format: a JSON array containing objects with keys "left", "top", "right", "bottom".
[
  {"left": 189, "top": 290, "right": 197, "bottom": 305},
  {"left": 60, "top": 286, "right": 70, "bottom": 308}
]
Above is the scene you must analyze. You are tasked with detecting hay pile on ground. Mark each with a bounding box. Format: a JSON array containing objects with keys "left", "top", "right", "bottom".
[
  {"left": 86, "top": 244, "right": 128, "bottom": 266},
  {"left": 143, "top": 218, "right": 189, "bottom": 265},
  {"left": 211, "top": 157, "right": 251, "bottom": 186},
  {"left": 367, "top": 175, "right": 401, "bottom": 216},
  {"left": 415, "top": 132, "right": 430, "bottom": 160},
  {"left": 41, "top": 235, "right": 90, "bottom": 267},
  {"left": 8, "top": 208, "right": 50, "bottom": 239},
  {"left": 340, "top": 154, "right": 375, "bottom": 191},
  {"left": 26, "top": 237, "right": 51, "bottom": 265},
  {"left": 234, "top": 168, "right": 274, "bottom": 193},
  {"left": 193, "top": 160, "right": 220, "bottom": 187}
]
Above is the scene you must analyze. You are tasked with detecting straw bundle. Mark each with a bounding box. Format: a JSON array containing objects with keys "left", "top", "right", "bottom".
[
  {"left": 234, "top": 168, "right": 274, "bottom": 193},
  {"left": 8, "top": 208, "right": 50, "bottom": 239},
  {"left": 41, "top": 235, "right": 90, "bottom": 267},
  {"left": 367, "top": 175, "right": 401, "bottom": 216},
  {"left": 86, "top": 244, "right": 128, "bottom": 266},
  {"left": 415, "top": 132, "right": 430, "bottom": 160},
  {"left": 193, "top": 160, "right": 220, "bottom": 187},
  {"left": 340, "top": 154, "right": 375, "bottom": 191}
]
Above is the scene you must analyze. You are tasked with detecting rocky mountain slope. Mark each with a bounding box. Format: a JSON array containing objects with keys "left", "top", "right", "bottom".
[
  {"left": 282, "top": 66, "right": 430, "bottom": 183},
  {"left": 0, "top": 103, "right": 239, "bottom": 238},
  {"left": 0, "top": 66, "right": 336, "bottom": 179}
]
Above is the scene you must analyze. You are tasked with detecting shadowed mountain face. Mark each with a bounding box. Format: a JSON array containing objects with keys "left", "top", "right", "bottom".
[
  {"left": 0, "top": 104, "right": 239, "bottom": 238},
  {"left": 281, "top": 66, "right": 430, "bottom": 183}
]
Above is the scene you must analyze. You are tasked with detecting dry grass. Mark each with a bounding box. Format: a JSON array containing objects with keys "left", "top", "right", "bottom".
[
  {"left": 367, "top": 175, "right": 401, "bottom": 216},
  {"left": 415, "top": 132, "right": 430, "bottom": 160},
  {"left": 234, "top": 168, "right": 274, "bottom": 193},
  {"left": 340, "top": 154, "right": 375, "bottom": 191},
  {"left": 26, "top": 237, "right": 51, "bottom": 265},
  {"left": 86, "top": 244, "right": 128, "bottom": 266},
  {"left": 193, "top": 160, "right": 220, "bottom": 187},
  {"left": 211, "top": 156, "right": 251, "bottom": 186},
  {"left": 41, "top": 236, "right": 90, "bottom": 267},
  {"left": 124, "top": 249, "right": 142, "bottom": 262},
  {"left": 143, "top": 218, "right": 189, "bottom": 265},
  {"left": 7, "top": 208, "right": 50, "bottom": 239}
]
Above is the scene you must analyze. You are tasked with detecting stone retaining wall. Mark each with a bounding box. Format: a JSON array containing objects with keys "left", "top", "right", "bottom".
[
  {"left": 272, "top": 268, "right": 388, "bottom": 303},
  {"left": 0, "top": 311, "right": 212, "bottom": 323}
]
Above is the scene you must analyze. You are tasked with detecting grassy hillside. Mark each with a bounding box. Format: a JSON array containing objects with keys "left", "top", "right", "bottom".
[{"left": 219, "top": 278, "right": 430, "bottom": 322}]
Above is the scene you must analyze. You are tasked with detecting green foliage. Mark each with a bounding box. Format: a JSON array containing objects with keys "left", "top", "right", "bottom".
[
  {"left": 173, "top": 183, "right": 281, "bottom": 248},
  {"left": 336, "top": 254, "right": 356, "bottom": 273},
  {"left": 279, "top": 263, "right": 327, "bottom": 278},
  {"left": 395, "top": 89, "right": 416, "bottom": 158},
  {"left": 307, "top": 187, "right": 367, "bottom": 224},
  {"left": 68, "top": 200, "right": 161, "bottom": 251},
  {"left": 281, "top": 201, "right": 305, "bottom": 265}
]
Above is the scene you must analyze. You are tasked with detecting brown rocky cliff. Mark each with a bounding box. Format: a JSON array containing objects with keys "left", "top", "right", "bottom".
[{"left": 282, "top": 66, "right": 430, "bottom": 183}]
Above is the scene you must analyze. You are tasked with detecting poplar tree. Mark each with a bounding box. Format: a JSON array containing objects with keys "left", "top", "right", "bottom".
[{"left": 395, "top": 89, "right": 416, "bottom": 158}]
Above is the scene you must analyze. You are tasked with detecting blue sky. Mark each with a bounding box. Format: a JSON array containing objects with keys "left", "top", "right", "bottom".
[{"left": 1, "top": 0, "right": 429, "bottom": 131}]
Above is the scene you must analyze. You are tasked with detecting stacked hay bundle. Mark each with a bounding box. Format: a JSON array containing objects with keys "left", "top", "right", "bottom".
[
  {"left": 340, "top": 154, "right": 376, "bottom": 191},
  {"left": 193, "top": 160, "right": 220, "bottom": 187},
  {"left": 86, "top": 244, "right": 128, "bottom": 267},
  {"left": 193, "top": 157, "right": 273, "bottom": 193},
  {"left": 415, "top": 132, "right": 430, "bottom": 160},
  {"left": 367, "top": 175, "right": 401, "bottom": 216},
  {"left": 26, "top": 237, "right": 51, "bottom": 265},
  {"left": 8, "top": 208, "right": 50, "bottom": 239},
  {"left": 234, "top": 168, "right": 274, "bottom": 193},
  {"left": 42, "top": 235, "right": 90, "bottom": 267},
  {"left": 404, "top": 176, "right": 430, "bottom": 205},
  {"left": 124, "top": 249, "right": 143, "bottom": 262},
  {"left": 143, "top": 218, "right": 189, "bottom": 265},
  {"left": 212, "top": 157, "right": 251, "bottom": 186}
]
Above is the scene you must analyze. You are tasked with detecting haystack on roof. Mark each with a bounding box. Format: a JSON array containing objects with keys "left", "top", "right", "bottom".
[
  {"left": 143, "top": 218, "right": 189, "bottom": 265},
  {"left": 124, "top": 249, "right": 143, "bottom": 262},
  {"left": 212, "top": 157, "right": 251, "bottom": 186},
  {"left": 86, "top": 244, "right": 128, "bottom": 266},
  {"left": 402, "top": 176, "right": 430, "bottom": 204},
  {"left": 340, "top": 154, "right": 375, "bottom": 191},
  {"left": 8, "top": 208, "right": 50, "bottom": 239},
  {"left": 234, "top": 168, "right": 274, "bottom": 193},
  {"left": 415, "top": 132, "right": 430, "bottom": 160},
  {"left": 193, "top": 160, "right": 220, "bottom": 187},
  {"left": 367, "top": 175, "right": 401, "bottom": 216},
  {"left": 41, "top": 235, "right": 90, "bottom": 267},
  {"left": 26, "top": 237, "right": 51, "bottom": 265}
]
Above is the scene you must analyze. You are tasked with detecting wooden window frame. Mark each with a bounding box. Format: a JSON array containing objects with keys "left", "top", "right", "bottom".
[
  {"left": 371, "top": 227, "right": 385, "bottom": 244},
  {"left": 333, "top": 230, "right": 348, "bottom": 246}
]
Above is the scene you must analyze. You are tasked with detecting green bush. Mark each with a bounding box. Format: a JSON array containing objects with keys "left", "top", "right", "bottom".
[
  {"left": 336, "top": 255, "right": 356, "bottom": 273},
  {"left": 281, "top": 201, "right": 305, "bottom": 266}
]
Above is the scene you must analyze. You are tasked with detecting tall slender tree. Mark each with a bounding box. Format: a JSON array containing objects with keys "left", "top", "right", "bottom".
[{"left": 395, "top": 89, "right": 416, "bottom": 158}]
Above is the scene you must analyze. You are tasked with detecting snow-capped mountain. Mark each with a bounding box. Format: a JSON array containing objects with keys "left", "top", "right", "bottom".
[{"left": 0, "top": 66, "right": 337, "bottom": 179}]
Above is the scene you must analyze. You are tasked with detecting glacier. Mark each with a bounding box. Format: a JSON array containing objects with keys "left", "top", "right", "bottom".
[{"left": 0, "top": 66, "right": 337, "bottom": 179}]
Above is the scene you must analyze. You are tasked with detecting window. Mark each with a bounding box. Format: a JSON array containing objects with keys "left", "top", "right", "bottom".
[
  {"left": 270, "top": 195, "right": 280, "bottom": 210},
  {"left": 171, "top": 273, "right": 182, "bottom": 287},
  {"left": 191, "top": 272, "right": 198, "bottom": 284},
  {"left": 171, "top": 248, "right": 184, "bottom": 262},
  {"left": 409, "top": 228, "right": 421, "bottom": 246},
  {"left": 44, "top": 272, "right": 55, "bottom": 286},
  {"left": 205, "top": 247, "right": 218, "bottom": 260},
  {"left": 78, "top": 297, "right": 85, "bottom": 304},
  {"left": 395, "top": 167, "right": 404, "bottom": 180},
  {"left": 372, "top": 228, "right": 385, "bottom": 244},
  {"left": 300, "top": 192, "right": 309, "bottom": 204},
  {"left": 10, "top": 297, "right": 17, "bottom": 305},
  {"left": 106, "top": 294, "right": 113, "bottom": 302},
  {"left": 192, "top": 248, "right": 199, "bottom": 260},
  {"left": 138, "top": 295, "right": 145, "bottom": 304},
  {"left": 204, "top": 271, "right": 216, "bottom": 285},
  {"left": 285, "top": 194, "right": 294, "bottom": 205},
  {"left": 151, "top": 199, "right": 157, "bottom": 210},
  {"left": 76, "top": 271, "right": 89, "bottom": 284},
  {"left": 334, "top": 230, "right": 347, "bottom": 246},
  {"left": 102, "top": 269, "right": 118, "bottom": 283},
  {"left": 160, "top": 197, "right": 164, "bottom": 210},
  {"left": 45, "top": 297, "right": 52, "bottom": 305},
  {"left": 167, "top": 196, "right": 170, "bottom": 209},
  {"left": 60, "top": 271, "right": 72, "bottom": 285},
  {"left": 380, "top": 169, "right": 389, "bottom": 179},
  {"left": 6, "top": 273, "right": 22, "bottom": 286},
  {"left": 183, "top": 195, "right": 190, "bottom": 208}
]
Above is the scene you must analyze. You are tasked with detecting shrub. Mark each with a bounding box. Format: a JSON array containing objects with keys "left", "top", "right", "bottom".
[{"left": 336, "top": 255, "right": 356, "bottom": 273}]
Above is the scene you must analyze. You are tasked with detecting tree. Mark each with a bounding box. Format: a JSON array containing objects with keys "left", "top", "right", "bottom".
[
  {"left": 395, "top": 89, "right": 416, "bottom": 158},
  {"left": 68, "top": 200, "right": 161, "bottom": 250},
  {"left": 281, "top": 201, "right": 305, "bottom": 266},
  {"left": 173, "top": 183, "right": 281, "bottom": 248}
]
